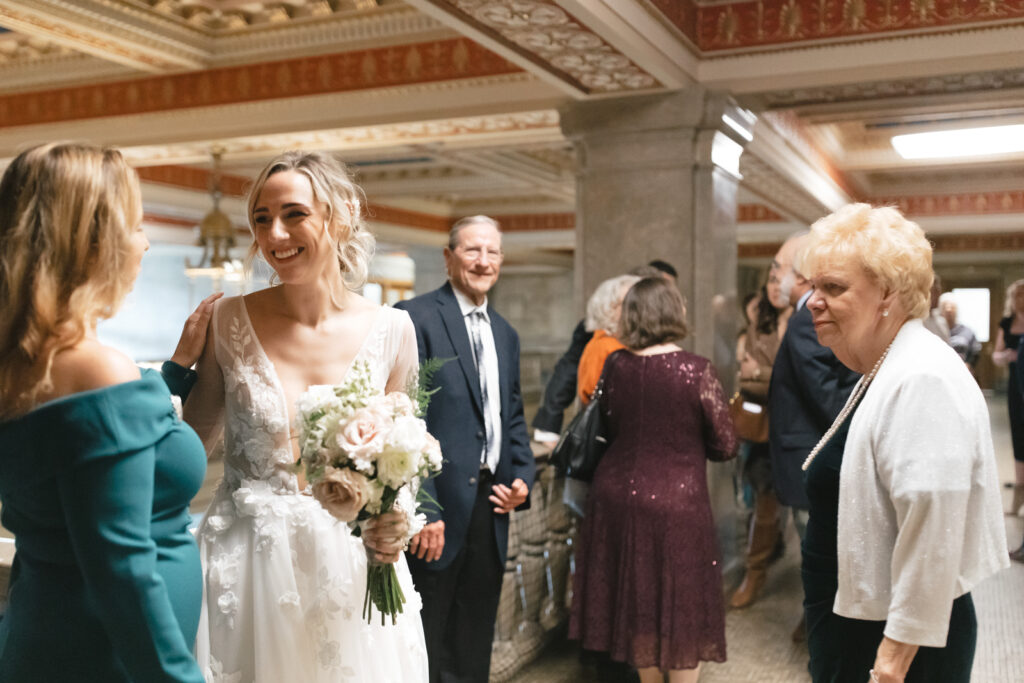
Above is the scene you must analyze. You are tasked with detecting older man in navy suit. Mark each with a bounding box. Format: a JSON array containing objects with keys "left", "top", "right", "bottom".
[
  {"left": 395, "top": 215, "right": 534, "bottom": 683},
  {"left": 768, "top": 231, "right": 860, "bottom": 640}
]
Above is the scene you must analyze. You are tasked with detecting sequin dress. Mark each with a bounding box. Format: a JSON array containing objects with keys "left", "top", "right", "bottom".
[
  {"left": 802, "top": 404, "right": 977, "bottom": 683},
  {"left": 569, "top": 349, "right": 737, "bottom": 671}
]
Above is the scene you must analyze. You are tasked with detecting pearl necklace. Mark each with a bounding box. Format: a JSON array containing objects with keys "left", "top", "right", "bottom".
[{"left": 801, "top": 340, "right": 895, "bottom": 472}]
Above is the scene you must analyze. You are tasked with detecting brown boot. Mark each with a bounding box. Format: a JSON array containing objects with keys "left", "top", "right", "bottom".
[
  {"left": 1008, "top": 484, "right": 1024, "bottom": 516},
  {"left": 730, "top": 490, "right": 779, "bottom": 609}
]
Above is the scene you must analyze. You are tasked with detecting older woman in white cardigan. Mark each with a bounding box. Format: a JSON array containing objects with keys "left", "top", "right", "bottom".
[{"left": 798, "top": 203, "right": 1008, "bottom": 683}]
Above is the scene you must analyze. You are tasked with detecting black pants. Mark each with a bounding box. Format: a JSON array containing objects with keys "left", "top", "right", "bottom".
[
  {"left": 410, "top": 470, "right": 504, "bottom": 683},
  {"left": 806, "top": 592, "right": 977, "bottom": 683}
]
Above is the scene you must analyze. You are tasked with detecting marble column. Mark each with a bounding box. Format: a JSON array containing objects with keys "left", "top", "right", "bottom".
[{"left": 560, "top": 88, "right": 755, "bottom": 578}]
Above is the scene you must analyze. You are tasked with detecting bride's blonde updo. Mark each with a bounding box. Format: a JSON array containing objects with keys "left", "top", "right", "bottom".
[
  {"left": 245, "top": 151, "right": 375, "bottom": 292},
  {"left": 0, "top": 142, "right": 142, "bottom": 418}
]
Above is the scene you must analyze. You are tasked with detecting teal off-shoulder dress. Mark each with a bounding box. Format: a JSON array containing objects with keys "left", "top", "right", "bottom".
[{"left": 0, "top": 369, "right": 206, "bottom": 683}]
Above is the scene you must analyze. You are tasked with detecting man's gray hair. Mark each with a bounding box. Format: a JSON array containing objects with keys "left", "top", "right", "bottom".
[
  {"left": 585, "top": 275, "right": 642, "bottom": 333},
  {"left": 448, "top": 215, "right": 501, "bottom": 250},
  {"left": 788, "top": 229, "right": 810, "bottom": 276}
]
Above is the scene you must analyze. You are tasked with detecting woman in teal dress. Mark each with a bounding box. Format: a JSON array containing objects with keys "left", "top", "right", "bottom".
[{"left": 0, "top": 143, "right": 206, "bottom": 682}]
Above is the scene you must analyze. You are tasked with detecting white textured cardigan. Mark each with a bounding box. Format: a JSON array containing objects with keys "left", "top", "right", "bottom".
[{"left": 836, "top": 319, "right": 1009, "bottom": 647}]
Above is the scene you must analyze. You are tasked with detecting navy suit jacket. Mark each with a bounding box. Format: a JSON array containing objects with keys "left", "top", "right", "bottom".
[
  {"left": 395, "top": 283, "right": 535, "bottom": 571},
  {"left": 768, "top": 303, "right": 860, "bottom": 508}
]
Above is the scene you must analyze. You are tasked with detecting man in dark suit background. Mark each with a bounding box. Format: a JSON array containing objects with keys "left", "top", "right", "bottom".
[
  {"left": 395, "top": 215, "right": 535, "bottom": 683},
  {"left": 768, "top": 231, "right": 860, "bottom": 640}
]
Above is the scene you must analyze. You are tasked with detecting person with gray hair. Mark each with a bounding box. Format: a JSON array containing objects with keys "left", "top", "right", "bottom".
[
  {"left": 939, "top": 293, "right": 981, "bottom": 367},
  {"left": 396, "top": 215, "right": 535, "bottom": 682},
  {"left": 765, "top": 230, "right": 860, "bottom": 641},
  {"left": 800, "top": 204, "right": 1006, "bottom": 683},
  {"left": 576, "top": 274, "right": 641, "bottom": 404}
]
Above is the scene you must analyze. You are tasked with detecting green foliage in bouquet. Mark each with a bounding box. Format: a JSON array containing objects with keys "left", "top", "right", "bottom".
[{"left": 406, "top": 356, "right": 453, "bottom": 418}]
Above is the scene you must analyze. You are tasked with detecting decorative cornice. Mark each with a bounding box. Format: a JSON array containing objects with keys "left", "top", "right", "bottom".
[
  {"left": 930, "top": 232, "right": 1024, "bottom": 252},
  {"left": 649, "top": 0, "right": 1024, "bottom": 53},
  {"left": 137, "top": 165, "right": 249, "bottom": 197},
  {"left": 739, "top": 153, "right": 829, "bottom": 224},
  {"left": 366, "top": 204, "right": 451, "bottom": 233},
  {"left": 0, "top": 39, "right": 522, "bottom": 128},
  {"left": 0, "top": 0, "right": 209, "bottom": 71},
  {"left": 492, "top": 212, "right": 574, "bottom": 231},
  {"left": 752, "top": 64, "right": 1024, "bottom": 109},
  {"left": 113, "top": 108, "right": 560, "bottom": 167},
  {"left": 873, "top": 189, "right": 1024, "bottom": 217},
  {"left": 759, "top": 110, "right": 857, "bottom": 197},
  {"left": 738, "top": 241, "right": 781, "bottom": 258},
  {"left": 424, "top": 0, "right": 661, "bottom": 93},
  {"left": 736, "top": 203, "right": 783, "bottom": 222},
  {"left": 210, "top": 6, "right": 453, "bottom": 64}
]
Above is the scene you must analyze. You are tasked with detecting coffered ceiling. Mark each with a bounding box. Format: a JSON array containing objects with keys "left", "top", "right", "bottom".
[{"left": 2, "top": 0, "right": 1024, "bottom": 263}]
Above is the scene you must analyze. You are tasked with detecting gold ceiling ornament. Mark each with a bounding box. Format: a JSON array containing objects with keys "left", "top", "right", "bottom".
[{"left": 185, "top": 147, "right": 244, "bottom": 282}]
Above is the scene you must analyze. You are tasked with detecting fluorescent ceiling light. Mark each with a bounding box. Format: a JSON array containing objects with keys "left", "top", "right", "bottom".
[{"left": 892, "top": 124, "right": 1024, "bottom": 159}]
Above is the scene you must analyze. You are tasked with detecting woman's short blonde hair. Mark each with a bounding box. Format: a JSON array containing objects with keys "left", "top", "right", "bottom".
[
  {"left": 1003, "top": 279, "right": 1024, "bottom": 318},
  {"left": 803, "top": 203, "right": 933, "bottom": 320},
  {"left": 246, "top": 151, "right": 374, "bottom": 292},
  {"left": 585, "top": 275, "right": 641, "bottom": 333},
  {"left": 0, "top": 142, "right": 141, "bottom": 418}
]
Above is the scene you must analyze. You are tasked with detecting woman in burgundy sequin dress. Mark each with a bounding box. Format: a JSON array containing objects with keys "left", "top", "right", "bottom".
[{"left": 569, "top": 277, "right": 737, "bottom": 683}]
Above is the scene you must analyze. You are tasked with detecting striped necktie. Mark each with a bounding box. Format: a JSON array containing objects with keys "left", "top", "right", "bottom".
[{"left": 469, "top": 310, "right": 495, "bottom": 468}]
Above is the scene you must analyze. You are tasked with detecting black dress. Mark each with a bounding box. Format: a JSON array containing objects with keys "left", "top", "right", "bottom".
[
  {"left": 569, "top": 350, "right": 737, "bottom": 671},
  {"left": 1000, "top": 316, "right": 1024, "bottom": 462},
  {"left": 802, "top": 406, "right": 977, "bottom": 683}
]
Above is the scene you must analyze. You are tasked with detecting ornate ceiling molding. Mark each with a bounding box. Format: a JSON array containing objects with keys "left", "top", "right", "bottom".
[
  {"left": 0, "top": 50, "right": 132, "bottom": 94},
  {"left": 209, "top": 6, "right": 454, "bottom": 65},
  {"left": 647, "top": 0, "right": 1024, "bottom": 53},
  {"left": 751, "top": 64, "right": 1024, "bottom": 110},
  {"left": 0, "top": 0, "right": 209, "bottom": 71},
  {"left": 0, "top": 39, "right": 522, "bottom": 129},
  {"left": 739, "top": 152, "right": 831, "bottom": 224},
  {"left": 137, "top": 0, "right": 377, "bottom": 31},
  {"left": 408, "top": 0, "right": 661, "bottom": 95},
  {"left": 117, "top": 109, "right": 562, "bottom": 168},
  {"left": 737, "top": 203, "right": 783, "bottom": 222},
  {"left": 873, "top": 189, "right": 1024, "bottom": 218}
]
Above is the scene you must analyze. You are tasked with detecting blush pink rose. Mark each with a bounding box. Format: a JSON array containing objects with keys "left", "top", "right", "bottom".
[
  {"left": 312, "top": 466, "right": 373, "bottom": 522},
  {"left": 335, "top": 407, "right": 390, "bottom": 461}
]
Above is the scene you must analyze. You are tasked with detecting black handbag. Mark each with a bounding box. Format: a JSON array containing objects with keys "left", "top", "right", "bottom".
[{"left": 550, "top": 374, "right": 608, "bottom": 482}]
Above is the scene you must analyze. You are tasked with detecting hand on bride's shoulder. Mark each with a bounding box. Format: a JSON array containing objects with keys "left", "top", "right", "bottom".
[{"left": 49, "top": 340, "right": 140, "bottom": 398}]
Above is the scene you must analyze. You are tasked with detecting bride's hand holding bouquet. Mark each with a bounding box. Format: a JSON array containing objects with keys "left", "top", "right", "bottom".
[{"left": 295, "top": 360, "right": 444, "bottom": 625}]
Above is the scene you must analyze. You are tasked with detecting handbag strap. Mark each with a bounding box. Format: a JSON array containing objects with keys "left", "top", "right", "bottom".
[{"left": 588, "top": 350, "right": 619, "bottom": 402}]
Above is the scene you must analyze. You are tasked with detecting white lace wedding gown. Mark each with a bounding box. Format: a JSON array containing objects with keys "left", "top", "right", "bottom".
[{"left": 192, "top": 296, "right": 428, "bottom": 683}]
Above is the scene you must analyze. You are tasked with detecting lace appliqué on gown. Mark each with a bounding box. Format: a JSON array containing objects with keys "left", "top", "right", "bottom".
[{"left": 193, "top": 296, "right": 427, "bottom": 683}]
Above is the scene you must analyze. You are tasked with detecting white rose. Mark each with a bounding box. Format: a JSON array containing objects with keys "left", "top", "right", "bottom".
[
  {"left": 380, "top": 391, "right": 417, "bottom": 418},
  {"left": 376, "top": 451, "right": 420, "bottom": 489},
  {"left": 385, "top": 415, "right": 429, "bottom": 455},
  {"left": 424, "top": 433, "right": 443, "bottom": 474},
  {"left": 295, "top": 385, "right": 341, "bottom": 417}
]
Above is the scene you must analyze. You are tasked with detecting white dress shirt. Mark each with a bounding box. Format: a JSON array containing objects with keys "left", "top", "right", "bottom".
[
  {"left": 453, "top": 287, "right": 502, "bottom": 473},
  {"left": 836, "top": 319, "right": 1009, "bottom": 646}
]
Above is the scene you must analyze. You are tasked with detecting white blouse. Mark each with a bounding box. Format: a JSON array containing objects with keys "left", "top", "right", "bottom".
[{"left": 836, "top": 319, "right": 1009, "bottom": 647}]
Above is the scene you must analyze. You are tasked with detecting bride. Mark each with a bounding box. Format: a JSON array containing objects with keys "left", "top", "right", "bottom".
[{"left": 183, "top": 151, "right": 428, "bottom": 682}]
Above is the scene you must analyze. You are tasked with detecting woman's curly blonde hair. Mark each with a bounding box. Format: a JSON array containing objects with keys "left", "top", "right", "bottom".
[
  {"left": 245, "top": 151, "right": 375, "bottom": 298},
  {"left": 0, "top": 142, "right": 141, "bottom": 418},
  {"left": 803, "top": 203, "right": 933, "bottom": 320}
]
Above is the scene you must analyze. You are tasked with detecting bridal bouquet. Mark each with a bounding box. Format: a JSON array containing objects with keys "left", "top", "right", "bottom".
[{"left": 295, "top": 360, "right": 444, "bottom": 625}]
